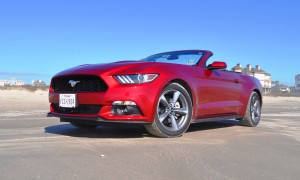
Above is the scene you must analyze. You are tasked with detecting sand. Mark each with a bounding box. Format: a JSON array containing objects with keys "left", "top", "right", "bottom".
[
  {"left": 263, "top": 96, "right": 300, "bottom": 104},
  {"left": 0, "top": 90, "right": 49, "bottom": 112}
]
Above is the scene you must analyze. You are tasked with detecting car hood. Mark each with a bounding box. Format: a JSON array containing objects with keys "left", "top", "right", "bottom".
[{"left": 54, "top": 60, "right": 159, "bottom": 77}]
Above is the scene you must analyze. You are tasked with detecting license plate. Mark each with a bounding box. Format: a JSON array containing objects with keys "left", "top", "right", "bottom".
[{"left": 59, "top": 94, "right": 77, "bottom": 108}]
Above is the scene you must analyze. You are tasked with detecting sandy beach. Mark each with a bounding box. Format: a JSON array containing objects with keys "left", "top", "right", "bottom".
[
  {"left": 0, "top": 90, "right": 300, "bottom": 180},
  {"left": 0, "top": 90, "right": 49, "bottom": 112}
]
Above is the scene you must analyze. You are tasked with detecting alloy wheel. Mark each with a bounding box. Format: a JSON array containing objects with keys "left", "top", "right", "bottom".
[
  {"left": 250, "top": 93, "right": 261, "bottom": 123},
  {"left": 157, "top": 89, "right": 189, "bottom": 132}
]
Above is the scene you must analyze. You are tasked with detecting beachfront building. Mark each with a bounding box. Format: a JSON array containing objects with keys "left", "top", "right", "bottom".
[
  {"left": 232, "top": 64, "right": 272, "bottom": 94},
  {"left": 32, "top": 80, "right": 47, "bottom": 87},
  {"left": 296, "top": 74, "right": 300, "bottom": 92},
  {"left": 0, "top": 79, "right": 25, "bottom": 87}
]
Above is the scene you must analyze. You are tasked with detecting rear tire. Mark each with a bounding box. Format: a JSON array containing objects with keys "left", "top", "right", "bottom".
[
  {"left": 240, "top": 91, "right": 261, "bottom": 127},
  {"left": 145, "top": 83, "right": 193, "bottom": 137}
]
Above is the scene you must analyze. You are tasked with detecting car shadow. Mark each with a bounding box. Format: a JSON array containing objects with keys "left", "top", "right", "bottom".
[
  {"left": 44, "top": 124, "right": 149, "bottom": 138},
  {"left": 44, "top": 120, "right": 240, "bottom": 138},
  {"left": 187, "top": 120, "right": 239, "bottom": 133}
]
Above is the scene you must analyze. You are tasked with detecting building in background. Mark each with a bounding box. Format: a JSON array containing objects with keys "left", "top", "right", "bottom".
[
  {"left": 232, "top": 63, "right": 243, "bottom": 73},
  {"left": 296, "top": 74, "right": 300, "bottom": 92},
  {"left": 271, "top": 81, "right": 291, "bottom": 93},
  {"left": 232, "top": 64, "right": 272, "bottom": 94},
  {"left": 32, "top": 80, "right": 47, "bottom": 87},
  {"left": 0, "top": 79, "right": 25, "bottom": 87}
]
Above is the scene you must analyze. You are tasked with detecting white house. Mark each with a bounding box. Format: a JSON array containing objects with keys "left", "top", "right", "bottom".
[
  {"left": 232, "top": 64, "right": 272, "bottom": 94},
  {"left": 0, "top": 79, "right": 25, "bottom": 87},
  {"left": 32, "top": 80, "right": 46, "bottom": 87}
]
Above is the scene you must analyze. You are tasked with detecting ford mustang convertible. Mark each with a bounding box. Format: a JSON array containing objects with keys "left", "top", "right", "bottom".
[{"left": 48, "top": 50, "right": 262, "bottom": 137}]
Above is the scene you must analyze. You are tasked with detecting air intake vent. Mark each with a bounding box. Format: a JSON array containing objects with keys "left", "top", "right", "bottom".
[
  {"left": 52, "top": 75, "right": 108, "bottom": 92},
  {"left": 51, "top": 103, "right": 101, "bottom": 114}
]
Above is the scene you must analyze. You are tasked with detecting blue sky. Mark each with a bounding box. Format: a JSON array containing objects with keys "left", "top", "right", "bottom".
[{"left": 0, "top": 0, "right": 299, "bottom": 85}]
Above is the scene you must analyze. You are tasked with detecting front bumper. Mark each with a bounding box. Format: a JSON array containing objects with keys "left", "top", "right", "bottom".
[
  {"left": 47, "top": 112, "right": 151, "bottom": 125},
  {"left": 48, "top": 79, "right": 163, "bottom": 123}
]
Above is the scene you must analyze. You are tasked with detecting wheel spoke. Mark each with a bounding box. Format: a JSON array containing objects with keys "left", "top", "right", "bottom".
[
  {"left": 173, "top": 108, "right": 188, "bottom": 115},
  {"left": 254, "top": 101, "right": 258, "bottom": 107},
  {"left": 255, "top": 107, "right": 260, "bottom": 117},
  {"left": 170, "top": 115, "right": 179, "bottom": 131},
  {"left": 252, "top": 100, "right": 260, "bottom": 121},
  {"left": 172, "top": 91, "right": 181, "bottom": 103},
  {"left": 160, "top": 95, "right": 169, "bottom": 106},
  {"left": 252, "top": 98, "right": 256, "bottom": 106},
  {"left": 253, "top": 100, "right": 260, "bottom": 118},
  {"left": 158, "top": 111, "right": 169, "bottom": 122}
]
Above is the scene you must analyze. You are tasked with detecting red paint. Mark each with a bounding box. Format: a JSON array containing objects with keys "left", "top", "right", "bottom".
[
  {"left": 49, "top": 50, "right": 262, "bottom": 123},
  {"left": 209, "top": 61, "right": 227, "bottom": 69}
]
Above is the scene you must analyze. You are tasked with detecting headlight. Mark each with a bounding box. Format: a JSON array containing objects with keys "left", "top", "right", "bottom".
[{"left": 114, "top": 74, "right": 158, "bottom": 84}]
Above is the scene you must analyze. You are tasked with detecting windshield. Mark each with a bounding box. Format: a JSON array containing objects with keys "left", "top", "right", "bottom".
[{"left": 142, "top": 51, "right": 203, "bottom": 66}]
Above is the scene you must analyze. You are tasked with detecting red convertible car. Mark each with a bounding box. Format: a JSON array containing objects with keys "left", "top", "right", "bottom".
[{"left": 48, "top": 50, "right": 262, "bottom": 137}]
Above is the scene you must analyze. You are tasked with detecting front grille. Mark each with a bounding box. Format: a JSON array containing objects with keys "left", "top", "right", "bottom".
[
  {"left": 51, "top": 103, "right": 101, "bottom": 114},
  {"left": 52, "top": 75, "right": 108, "bottom": 92}
]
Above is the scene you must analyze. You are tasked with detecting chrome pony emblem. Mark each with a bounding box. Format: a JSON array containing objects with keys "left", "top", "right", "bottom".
[{"left": 68, "top": 80, "right": 80, "bottom": 87}]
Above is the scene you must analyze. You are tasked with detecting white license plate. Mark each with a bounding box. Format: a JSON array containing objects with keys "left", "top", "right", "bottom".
[{"left": 59, "top": 94, "right": 77, "bottom": 108}]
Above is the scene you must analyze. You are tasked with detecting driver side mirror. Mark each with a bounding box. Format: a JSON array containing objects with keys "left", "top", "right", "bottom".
[{"left": 207, "top": 61, "right": 227, "bottom": 70}]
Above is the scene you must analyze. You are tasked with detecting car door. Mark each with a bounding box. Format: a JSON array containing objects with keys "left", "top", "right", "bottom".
[{"left": 196, "top": 68, "right": 243, "bottom": 118}]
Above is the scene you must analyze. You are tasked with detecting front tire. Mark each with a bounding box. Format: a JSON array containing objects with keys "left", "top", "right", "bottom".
[
  {"left": 145, "top": 83, "right": 193, "bottom": 137},
  {"left": 240, "top": 91, "right": 262, "bottom": 127}
]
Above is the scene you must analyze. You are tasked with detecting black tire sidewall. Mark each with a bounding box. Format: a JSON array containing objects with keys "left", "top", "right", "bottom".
[
  {"left": 241, "top": 91, "right": 261, "bottom": 127},
  {"left": 250, "top": 92, "right": 261, "bottom": 126}
]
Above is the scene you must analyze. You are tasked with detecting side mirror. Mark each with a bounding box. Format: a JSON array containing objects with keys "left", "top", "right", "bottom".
[{"left": 207, "top": 61, "right": 227, "bottom": 70}]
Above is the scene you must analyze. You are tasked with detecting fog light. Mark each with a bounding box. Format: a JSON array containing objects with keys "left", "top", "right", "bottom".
[
  {"left": 112, "top": 101, "right": 141, "bottom": 115},
  {"left": 123, "top": 101, "right": 137, "bottom": 106},
  {"left": 112, "top": 101, "right": 136, "bottom": 106},
  {"left": 112, "top": 101, "right": 123, "bottom": 106}
]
